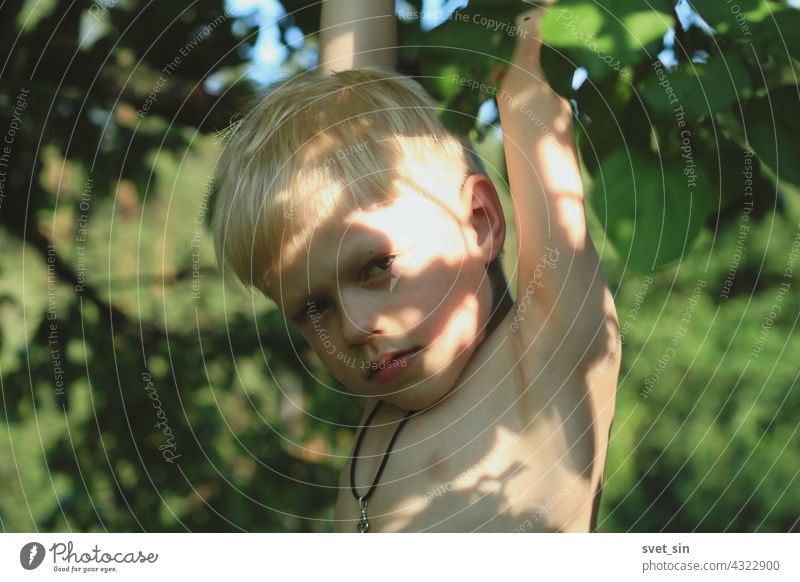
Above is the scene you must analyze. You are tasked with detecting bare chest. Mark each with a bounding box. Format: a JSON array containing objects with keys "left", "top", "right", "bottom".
[{"left": 335, "top": 324, "right": 616, "bottom": 533}]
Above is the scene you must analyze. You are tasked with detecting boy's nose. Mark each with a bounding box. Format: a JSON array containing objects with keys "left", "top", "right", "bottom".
[{"left": 339, "top": 291, "right": 382, "bottom": 347}]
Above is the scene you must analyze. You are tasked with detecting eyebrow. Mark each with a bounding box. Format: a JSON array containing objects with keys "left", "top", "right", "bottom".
[{"left": 285, "top": 234, "right": 389, "bottom": 322}]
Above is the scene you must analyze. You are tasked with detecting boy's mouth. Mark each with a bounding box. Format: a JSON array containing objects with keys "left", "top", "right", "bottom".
[{"left": 365, "top": 347, "right": 422, "bottom": 382}]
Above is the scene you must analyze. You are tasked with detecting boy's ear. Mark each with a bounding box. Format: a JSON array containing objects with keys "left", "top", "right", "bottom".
[{"left": 461, "top": 174, "right": 506, "bottom": 264}]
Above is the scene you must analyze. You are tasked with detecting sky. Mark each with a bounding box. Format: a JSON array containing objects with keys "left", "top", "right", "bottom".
[{"left": 224, "top": 0, "right": 288, "bottom": 86}]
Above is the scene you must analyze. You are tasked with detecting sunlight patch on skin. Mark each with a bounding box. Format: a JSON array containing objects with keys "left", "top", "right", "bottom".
[
  {"left": 535, "top": 137, "right": 587, "bottom": 250},
  {"left": 539, "top": 135, "right": 581, "bottom": 193},
  {"left": 554, "top": 196, "right": 587, "bottom": 250},
  {"left": 346, "top": 193, "right": 473, "bottom": 277},
  {"left": 381, "top": 425, "right": 529, "bottom": 531}
]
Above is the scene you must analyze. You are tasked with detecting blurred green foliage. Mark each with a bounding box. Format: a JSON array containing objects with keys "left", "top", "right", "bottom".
[{"left": 0, "top": 0, "right": 797, "bottom": 532}]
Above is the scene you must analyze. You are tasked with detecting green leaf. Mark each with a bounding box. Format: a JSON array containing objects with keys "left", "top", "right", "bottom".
[
  {"left": 405, "top": 3, "right": 520, "bottom": 68},
  {"left": 427, "top": 63, "right": 469, "bottom": 101},
  {"left": 590, "top": 148, "right": 710, "bottom": 272},
  {"left": 689, "top": 0, "right": 782, "bottom": 38},
  {"left": 439, "top": 85, "right": 484, "bottom": 135},
  {"left": 540, "top": 43, "right": 579, "bottom": 98},
  {"left": 402, "top": 3, "right": 522, "bottom": 126},
  {"left": 639, "top": 53, "right": 752, "bottom": 120},
  {"left": 743, "top": 87, "right": 800, "bottom": 187},
  {"left": 740, "top": 50, "right": 800, "bottom": 91},
  {"left": 540, "top": 0, "right": 673, "bottom": 81},
  {"left": 575, "top": 71, "right": 646, "bottom": 174},
  {"left": 709, "top": 138, "right": 775, "bottom": 218},
  {"left": 751, "top": 8, "right": 800, "bottom": 60}
]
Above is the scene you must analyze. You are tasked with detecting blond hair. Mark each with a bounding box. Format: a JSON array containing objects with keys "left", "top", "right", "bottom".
[{"left": 211, "top": 67, "right": 489, "bottom": 295}]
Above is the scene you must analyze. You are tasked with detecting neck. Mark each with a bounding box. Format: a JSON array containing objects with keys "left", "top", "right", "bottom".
[{"left": 485, "top": 272, "right": 514, "bottom": 338}]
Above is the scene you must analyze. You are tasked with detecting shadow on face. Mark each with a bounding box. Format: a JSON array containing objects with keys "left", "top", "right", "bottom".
[{"left": 267, "top": 184, "right": 503, "bottom": 411}]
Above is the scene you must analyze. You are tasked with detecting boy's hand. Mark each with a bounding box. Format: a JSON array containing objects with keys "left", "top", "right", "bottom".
[{"left": 496, "top": 0, "right": 560, "bottom": 98}]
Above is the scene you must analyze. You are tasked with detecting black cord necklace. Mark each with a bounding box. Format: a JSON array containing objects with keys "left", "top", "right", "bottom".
[{"left": 349, "top": 399, "right": 415, "bottom": 533}]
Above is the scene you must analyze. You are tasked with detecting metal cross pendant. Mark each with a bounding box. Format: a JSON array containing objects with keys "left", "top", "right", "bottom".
[{"left": 357, "top": 496, "right": 370, "bottom": 533}]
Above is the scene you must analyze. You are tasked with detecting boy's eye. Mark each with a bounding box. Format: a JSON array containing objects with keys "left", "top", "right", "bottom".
[
  {"left": 364, "top": 255, "right": 395, "bottom": 280},
  {"left": 294, "top": 256, "right": 396, "bottom": 323},
  {"left": 301, "top": 298, "right": 330, "bottom": 322}
]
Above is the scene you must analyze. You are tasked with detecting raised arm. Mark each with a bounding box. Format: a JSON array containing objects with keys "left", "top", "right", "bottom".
[
  {"left": 318, "top": 0, "right": 396, "bottom": 75},
  {"left": 498, "top": 6, "right": 620, "bottom": 522},
  {"left": 497, "top": 5, "right": 619, "bottom": 360}
]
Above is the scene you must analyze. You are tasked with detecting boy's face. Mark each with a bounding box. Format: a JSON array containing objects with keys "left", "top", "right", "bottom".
[{"left": 268, "top": 178, "right": 502, "bottom": 410}]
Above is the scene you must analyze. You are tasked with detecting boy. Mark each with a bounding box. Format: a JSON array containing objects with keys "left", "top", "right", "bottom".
[{"left": 212, "top": 0, "right": 620, "bottom": 532}]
